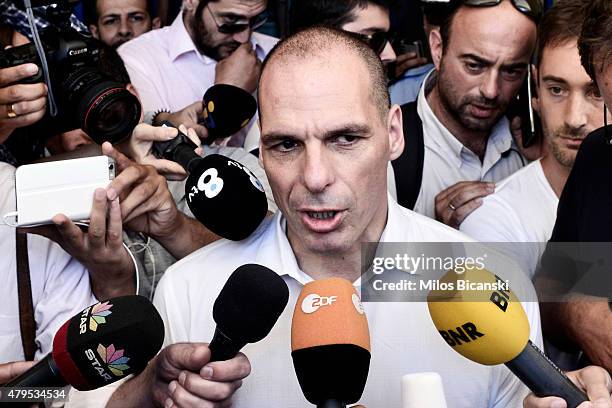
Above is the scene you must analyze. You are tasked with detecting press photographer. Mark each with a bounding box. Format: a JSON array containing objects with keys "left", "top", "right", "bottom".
[{"left": 0, "top": 0, "right": 141, "bottom": 165}]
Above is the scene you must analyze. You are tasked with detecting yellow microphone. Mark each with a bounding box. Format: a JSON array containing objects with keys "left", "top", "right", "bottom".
[
  {"left": 427, "top": 267, "right": 588, "bottom": 408},
  {"left": 291, "top": 278, "right": 370, "bottom": 408}
]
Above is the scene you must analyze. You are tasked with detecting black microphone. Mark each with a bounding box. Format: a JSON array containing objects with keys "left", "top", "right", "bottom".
[
  {"left": 153, "top": 116, "right": 268, "bottom": 241},
  {"left": 209, "top": 264, "right": 290, "bottom": 362},
  {"left": 5, "top": 295, "right": 164, "bottom": 390},
  {"left": 201, "top": 83, "right": 257, "bottom": 142},
  {"left": 184, "top": 154, "right": 268, "bottom": 240}
]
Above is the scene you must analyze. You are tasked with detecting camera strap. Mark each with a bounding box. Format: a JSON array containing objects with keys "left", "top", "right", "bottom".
[
  {"left": 23, "top": 0, "right": 58, "bottom": 117},
  {"left": 15, "top": 230, "right": 38, "bottom": 361}
]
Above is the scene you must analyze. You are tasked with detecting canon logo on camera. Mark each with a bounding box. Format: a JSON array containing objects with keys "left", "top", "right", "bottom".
[{"left": 69, "top": 48, "right": 88, "bottom": 56}]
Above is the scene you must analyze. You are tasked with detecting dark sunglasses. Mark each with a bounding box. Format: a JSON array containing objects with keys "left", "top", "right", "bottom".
[
  {"left": 206, "top": 4, "right": 269, "bottom": 34},
  {"left": 461, "top": 0, "right": 542, "bottom": 22},
  {"left": 349, "top": 31, "right": 392, "bottom": 55}
]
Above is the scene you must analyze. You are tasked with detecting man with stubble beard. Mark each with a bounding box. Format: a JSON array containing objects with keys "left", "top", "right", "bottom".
[
  {"left": 118, "top": 0, "right": 277, "bottom": 145},
  {"left": 390, "top": 0, "right": 539, "bottom": 228}
]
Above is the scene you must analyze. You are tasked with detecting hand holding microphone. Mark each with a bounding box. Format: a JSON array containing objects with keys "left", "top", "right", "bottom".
[
  {"left": 113, "top": 264, "right": 289, "bottom": 408},
  {"left": 427, "top": 267, "right": 589, "bottom": 408},
  {"left": 292, "top": 278, "right": 371, "bottom": 408}
]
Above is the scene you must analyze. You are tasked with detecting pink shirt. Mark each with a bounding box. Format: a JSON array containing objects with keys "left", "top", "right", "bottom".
[{"left": 118, "top": 15, "right": 278, "bottom": 114}]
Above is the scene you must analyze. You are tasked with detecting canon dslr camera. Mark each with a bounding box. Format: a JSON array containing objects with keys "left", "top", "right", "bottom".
[{"left": 0, "top": 2, "right": 141, "bottom": 144}]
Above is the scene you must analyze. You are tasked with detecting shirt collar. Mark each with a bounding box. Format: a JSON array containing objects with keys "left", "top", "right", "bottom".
[
  {"left": 417, "top": 70, "right": 516, "bottom": 170},
  {"left": 253, "top": 196, "right": 405, "bottom": 287},
  {"left": 168, "top": 14, "right": 266, "bottom": 64}
]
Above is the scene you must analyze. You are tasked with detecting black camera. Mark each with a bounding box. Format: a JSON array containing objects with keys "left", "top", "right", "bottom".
[{"left": 0, "top": 3, "right": 141, "bottom": 144}]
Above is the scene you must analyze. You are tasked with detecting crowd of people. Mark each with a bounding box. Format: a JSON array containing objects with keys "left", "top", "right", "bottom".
[{"left": 0, "top": 0, "right": 611, "bottom": 406}]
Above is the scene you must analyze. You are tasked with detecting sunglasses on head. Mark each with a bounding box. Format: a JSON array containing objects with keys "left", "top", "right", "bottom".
[
  {"left": 461, "top": 0, "right": 542, "bottom": 22},
  {"left": 206, "top": 4, "right": 269, "bottom": 35},
  {"left": 349, "top": 31, "right": 392, "bottom": 55}
]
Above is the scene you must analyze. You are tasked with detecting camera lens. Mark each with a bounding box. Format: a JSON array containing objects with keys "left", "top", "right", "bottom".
[{"left": 63, "top": 67, "right": 141, "bottom": 144}]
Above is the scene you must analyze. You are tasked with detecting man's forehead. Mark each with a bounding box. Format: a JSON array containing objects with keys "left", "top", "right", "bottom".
[
  {"left": 98, "top": 0, "right": 148, "bottom": 14},
  {"left": 260, "top": 52, "right": 376, "bottom": 134},
  {"left": 261, "top": 50, "right": 371, "bottom": 106},
  {"left": 449, "top": 4, "right": 536, "bottom": 58},
  {"left": 540, "top": 41, "right": 594, "bottom": 86},
  {"left": 214, "top": 0, "right": 267, "bottom": 15}
]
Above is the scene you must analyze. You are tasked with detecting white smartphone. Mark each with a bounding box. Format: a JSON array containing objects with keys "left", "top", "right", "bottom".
[{"left": 14, "top": 155, "right": 115, "bottom": 227}]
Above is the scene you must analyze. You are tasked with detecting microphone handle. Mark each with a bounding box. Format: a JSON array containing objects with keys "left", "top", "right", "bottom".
[
  {"left": 5, "top": 354, "right": 66, "bottom": 387},
  {"left": 153, "top": 121, "right": 200, "bottom": 172},
  {"left": 318, "top": 399, "right": 346, "bottom": 408},
  {"left": 506, "top": 340, "right": 588, "bottom": 408},
  {"left": 174, "top": 144, "right": 202, "bottom": 174},
  {"left": 209, "top": 327, "right": 245, "bottom": 362}
]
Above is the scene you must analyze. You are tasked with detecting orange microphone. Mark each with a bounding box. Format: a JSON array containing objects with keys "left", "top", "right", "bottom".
[{"left": 291, "top": 278, "right": 370, "bottom": 408}]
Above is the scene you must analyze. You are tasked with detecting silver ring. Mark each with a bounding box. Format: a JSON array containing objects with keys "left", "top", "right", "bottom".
[
  {"left": 7, "top": 104, "right": 17, "bottom": 118},
  {"left": 448, "top": 203, "right": 456, "bottom": 211}
]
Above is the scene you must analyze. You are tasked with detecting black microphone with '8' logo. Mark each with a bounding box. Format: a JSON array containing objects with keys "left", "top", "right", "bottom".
[{"left": 185, "top": 154, "right": 268, "bottom": 240}]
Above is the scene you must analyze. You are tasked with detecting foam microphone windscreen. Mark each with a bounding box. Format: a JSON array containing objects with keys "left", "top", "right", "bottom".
[
  {"left": 427, "top": 267, "right": 530, "bottom": 365},
  {"left": 185, "top": 154, "right": 268, "bottom": 240},
  {"left": 210, "top": 264, "right": 289, "bottom": 361},
  {"left": 51, "top": 295, "right": 164, "bottom": 390},
  {"left": 201, "top": 84, "right": 257, "bottom": 140},
  {"left": 291, "top": 278, "right": 370, "bottom": 406}
]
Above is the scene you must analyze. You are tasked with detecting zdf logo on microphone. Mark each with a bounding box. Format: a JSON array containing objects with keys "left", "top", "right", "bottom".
[{"left": 301, "top": 293, "right": 338, "bottom": 314}]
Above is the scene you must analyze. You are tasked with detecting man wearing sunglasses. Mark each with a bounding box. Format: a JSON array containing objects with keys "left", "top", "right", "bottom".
[
  {"left": 118, "top": 0, "right": 277, "bottom": 143},
  {"left": 391, "top": 0, "right": 539, "bottom": 228},
  {"left": 289, "top": 0, "right": 397, "bottom": 66}
]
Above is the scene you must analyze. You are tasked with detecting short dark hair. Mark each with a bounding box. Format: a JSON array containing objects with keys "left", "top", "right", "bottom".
[
  {"left": 85, "top": 0, "right": 155, "bottom": 26},
  {"left": 578, "top": 0, "right": 612, "bottom": 80},
  {"left": 289, "top": 0, "right": 392, "bottom": 35},
  {"left": 97, "top": 40, "right": 131, "bottom": 85},
  {"left": 535, "top": 0, "right": 589, "bottom": 69},
  {"left": 259, "top": 26, "right": 390, "bottom": 122}
]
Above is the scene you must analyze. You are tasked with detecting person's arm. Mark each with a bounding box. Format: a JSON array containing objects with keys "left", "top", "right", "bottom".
[
  {"left": 435, "top": 181, "right": 495, "bottom": 229},
  {"left": 540, "top": 299, "right": 612, "bottom": 372},
  {"left": 523, "top": 366, "right": 611, "bottom": 408},
  {"left": 0, "top": 361, "right": 36, "bottom": 383}
]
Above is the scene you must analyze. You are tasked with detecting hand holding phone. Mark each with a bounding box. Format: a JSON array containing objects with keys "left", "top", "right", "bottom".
[{"left": 12, "top": 155, "right": 115, "bottom": 227}]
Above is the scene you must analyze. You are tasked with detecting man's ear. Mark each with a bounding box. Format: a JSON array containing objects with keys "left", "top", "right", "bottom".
[
  {"left": 531, "top": 64, "right": 540, "bottom": 114},
  {"left": 152, "top": 17, "right": 161, "bottom": 29},
  {"left": 89, "top": 24, "right": 99, "bottom": 39},
  {"left": 387, "top": 104, "right": 404, "bottom": 161},
  {"left": 429, "top": 28, "right": 443, "bottom": 71}
]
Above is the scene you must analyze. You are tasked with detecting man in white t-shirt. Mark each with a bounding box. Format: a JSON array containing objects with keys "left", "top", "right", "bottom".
[{"left": 460, "top": 1, "right": 607, "bottom": 278}]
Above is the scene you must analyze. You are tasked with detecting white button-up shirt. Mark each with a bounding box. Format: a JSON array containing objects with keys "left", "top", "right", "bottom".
[
  {"left": 118, "top": 15, "right": 277, "bottom": 113},
  {"left": 154, "top": 196, "right": 542, "bottom": 407},
  {"left": 397, "top": 72, "right": 526, "bottom": 218}
]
